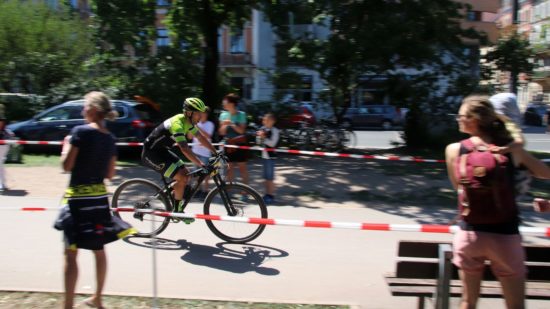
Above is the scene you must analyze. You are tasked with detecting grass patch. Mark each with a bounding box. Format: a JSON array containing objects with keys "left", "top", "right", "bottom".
[
  {"left": 5, "top": 154, "right": 59, "bottom": 167},
  {"left": 0, "top": 291, "right": 347, "bottom": 309},
  {"left": 6, "top": 154, "right": 141, "bottom": 168}
]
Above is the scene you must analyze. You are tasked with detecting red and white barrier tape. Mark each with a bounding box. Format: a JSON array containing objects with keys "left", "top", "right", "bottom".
[
  {"left": 222, "top": 144, "right": 447, "bottom": 163},
  {"left": 3, "top": 206, "right": 550, "bottom": 237},
  {"left": 0, "top": 139, "right": 445, "bottom": 163},
  {"left": 3, "top": 139, "right": 550, "bottom": 163}
]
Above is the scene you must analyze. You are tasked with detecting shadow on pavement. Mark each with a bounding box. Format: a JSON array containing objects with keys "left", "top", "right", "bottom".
[
  {"left": 122, "top": 236, "right": 287, "bottom": 275},
  {"left": 178, "top": 241, "right": 287, "bottom": 275},
  {"left": 2, "top": 189, "right": 28, "bottom": 197}
]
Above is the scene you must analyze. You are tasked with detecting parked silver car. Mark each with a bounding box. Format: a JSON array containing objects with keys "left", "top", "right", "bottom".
[{"left": 341, "top": 105, "right": 403, "bottom": 130}]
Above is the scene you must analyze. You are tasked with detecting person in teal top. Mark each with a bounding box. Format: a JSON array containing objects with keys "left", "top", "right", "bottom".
[
  {"left": 142, "top": 98, "right": 217, "bottom": 217},
  {"left": 218, "top": 93, "right": 249, "bottom": 185}
]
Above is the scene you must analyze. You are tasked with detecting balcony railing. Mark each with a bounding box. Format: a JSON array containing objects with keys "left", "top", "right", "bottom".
[{"left": 219, "top": 53, "right": 253, "bottom": 67}]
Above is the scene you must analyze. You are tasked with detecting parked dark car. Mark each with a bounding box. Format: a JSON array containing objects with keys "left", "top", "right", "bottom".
[
  {"left": 7, "top": 100, "right": 162, "bottom": 144},
  {"left": 341, "top": 105, "right": 402, "bottom": 130},
  {"left": 523, "top": 104, "right": 548, "bottom": 126}
]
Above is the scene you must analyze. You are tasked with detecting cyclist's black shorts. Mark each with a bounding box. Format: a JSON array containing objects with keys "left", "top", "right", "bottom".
[{"left": 141, "top": 147, "right": 186, "bottom": 179}]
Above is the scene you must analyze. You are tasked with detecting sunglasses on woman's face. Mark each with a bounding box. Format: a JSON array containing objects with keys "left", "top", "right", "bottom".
[{"left": 455, "top": 114, "right": 471, "bottom": 121}]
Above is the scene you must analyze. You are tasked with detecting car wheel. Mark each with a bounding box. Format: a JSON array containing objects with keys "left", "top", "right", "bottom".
[
  {"left": 341, "top": 119, "right": 352, "bottom": 130},
  {"left": 382, "top": 120, "right": 392, "bottom": 130}
]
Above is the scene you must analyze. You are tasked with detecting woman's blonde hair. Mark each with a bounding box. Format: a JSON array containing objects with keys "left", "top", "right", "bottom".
[
  {"left": 461, "top": 95, "right": 513, "bottom": 146},
  {"left": 84, "top": 91, "right": 118, "bottom": 121}
]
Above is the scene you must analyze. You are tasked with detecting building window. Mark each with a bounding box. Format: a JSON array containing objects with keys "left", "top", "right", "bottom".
[
  {"left": 157, "top": 28, "right": 170, "bottom": 47},
  {"left": 230, "top": 30, "right": 245, "bottom": 53},
  {"left": 466, "top": 11, "right": 482, "bottom": 22}
]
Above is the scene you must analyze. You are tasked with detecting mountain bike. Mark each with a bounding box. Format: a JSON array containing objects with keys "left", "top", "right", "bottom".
[{"left": 111, "top": 153, "right": 268, "bottom": 243}]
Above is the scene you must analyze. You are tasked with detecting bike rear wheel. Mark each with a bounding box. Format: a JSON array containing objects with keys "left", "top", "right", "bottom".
[
  {"left": 112, "top": 178, "right": 172, "bottom": 237},
  {"left": 203, "top": 183, "right": 268, "bottom": 243}
]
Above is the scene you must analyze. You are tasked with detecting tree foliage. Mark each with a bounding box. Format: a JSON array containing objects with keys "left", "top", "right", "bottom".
[
  {"left": 481, "top": 32, "right": 534, "bottom": 93},
  {"left": 0, "top": 0, "right": 93, "bottom": 93},
  {"left": 167, "top": 0, "right": 259, "bottom": 110}
]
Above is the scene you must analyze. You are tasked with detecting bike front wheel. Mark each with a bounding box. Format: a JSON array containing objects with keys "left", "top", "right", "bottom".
[
  {"left": 203, "top": 183, "right": 268, "bottom": 243},
  {"left": 112, "top": 178, "right": 172, "bottom": 237}
]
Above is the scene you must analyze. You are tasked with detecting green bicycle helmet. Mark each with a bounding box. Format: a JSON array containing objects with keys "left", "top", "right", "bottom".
[{"left": 183, "top": 97, "right": 208, "bottom": 112}]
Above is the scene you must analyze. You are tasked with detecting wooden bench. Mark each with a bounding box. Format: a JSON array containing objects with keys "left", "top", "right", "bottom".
[{"left": 385, "top": 240, "right": 550, "bottom": 309}]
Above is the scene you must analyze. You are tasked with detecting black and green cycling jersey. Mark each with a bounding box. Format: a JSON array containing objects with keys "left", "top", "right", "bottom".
[{"left": 144, "top": 114, "right": 198, "bottom": 149}]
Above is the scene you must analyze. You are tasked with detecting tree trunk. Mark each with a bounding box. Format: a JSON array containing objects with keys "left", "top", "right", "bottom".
[
  {"left": 201, "top": 1, "right": 220, "bottom": 111},
  {"left": 335, "top": 89, "right": 352, "bottom": 124},
  {"left": 510, "top": 69, "right": 518, "bottom": 95}
]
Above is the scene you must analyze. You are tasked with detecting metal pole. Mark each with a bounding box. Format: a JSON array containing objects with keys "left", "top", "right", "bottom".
[
  {"left": 435, "top": 244, "right": 452, "bottom": 309},
  {"left": 151, "top": 212, "right": 159, "bottom": 309}
]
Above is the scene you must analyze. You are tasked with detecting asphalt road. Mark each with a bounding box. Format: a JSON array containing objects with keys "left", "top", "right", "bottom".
[
  {"left": 2, "top": 195, "right": 550, "bottom": 308},
  {"left": 354, "top": 125, "right": 550, "bottom": 152}
]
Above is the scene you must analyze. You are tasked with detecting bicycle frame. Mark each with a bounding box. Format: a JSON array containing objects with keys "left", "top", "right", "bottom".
[{"left": 159, "top": 157, "right": 238, "bottom": 216}]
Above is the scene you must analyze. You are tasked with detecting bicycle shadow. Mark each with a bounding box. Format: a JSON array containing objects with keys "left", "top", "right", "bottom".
[
  {"left": 123, "top": 236, "right": 183, "bottom": 250},
  {"left": 178, "top": 241, "right": 287, "bottom": 276},
  {"left": 123, "top": 236, "right": 288, "bottom": 275}
]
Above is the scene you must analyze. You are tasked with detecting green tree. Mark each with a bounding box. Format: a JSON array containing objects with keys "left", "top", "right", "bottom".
[
  {"left": 482, "top": 32, "right": 534, "bottom": 94},
  {"left": 167, "top": 0, "right": 259, "bottom": 109},
  {"left": 92, "top": 0, "right": 157, "bottom": 62},
  {"left": 0, "top": 0, "right": 93, "bottom": 93},
  {"left": 263, "top": 0, "right": 484, "bottom": 148}
]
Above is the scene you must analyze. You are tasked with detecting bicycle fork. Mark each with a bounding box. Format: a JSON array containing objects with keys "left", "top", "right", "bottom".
[{"left": 213, "top": 175, "right": 238, "bottom": 216}]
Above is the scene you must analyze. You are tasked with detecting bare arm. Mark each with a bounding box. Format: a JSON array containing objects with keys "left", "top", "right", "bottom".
[
  {"left": 178, "top": 144, "right": 204, "bottom": 167},
  {"left": 61, "top": 144, "right": 78, "bottom": 172},
  {"left": 230, "top": 123, "right": 246, "bottom": 135},
  {"left": 105, "top": 156, "right": 117, "bottom": 180},
  {"left": 490, "top": 120, "right": 526, "bottom": 154},
  {"left": 218, "top": 120, "right": 229, "bottom": 136},
  {"left": 514, "top": 148, "right": 550, "bottom": 179},
  {"left": 445, "top": 143, "right": 460, "bottom": 190}
]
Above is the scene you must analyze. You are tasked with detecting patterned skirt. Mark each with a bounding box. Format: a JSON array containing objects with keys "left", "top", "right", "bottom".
[{"left": 54, "top": 183, "right": 137, "bottom": 250}]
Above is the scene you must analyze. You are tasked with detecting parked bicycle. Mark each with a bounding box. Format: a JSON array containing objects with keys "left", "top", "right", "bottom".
[
  {"left": 279, "top": 120, "right": 357, "bottom": 152},
  {"left": 111, "top": 153, "right": 268, "bottom": 243}
]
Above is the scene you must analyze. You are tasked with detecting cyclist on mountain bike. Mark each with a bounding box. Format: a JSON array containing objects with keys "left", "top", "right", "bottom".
[{"left": 141, "top": 97, "right": 218, "bottom": 217}]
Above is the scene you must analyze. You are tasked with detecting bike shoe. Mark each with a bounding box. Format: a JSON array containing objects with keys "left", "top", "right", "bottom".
[{"left": 182, "top": 218, "right": 195, "bottom": 224}]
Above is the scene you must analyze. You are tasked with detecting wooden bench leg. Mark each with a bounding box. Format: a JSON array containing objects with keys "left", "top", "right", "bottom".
[
  {"left": 417, "top": 296, "right": 425, "bottom": 309},
  {"left": 435, "top": 244, "right": 452, "bottom": 309}
]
